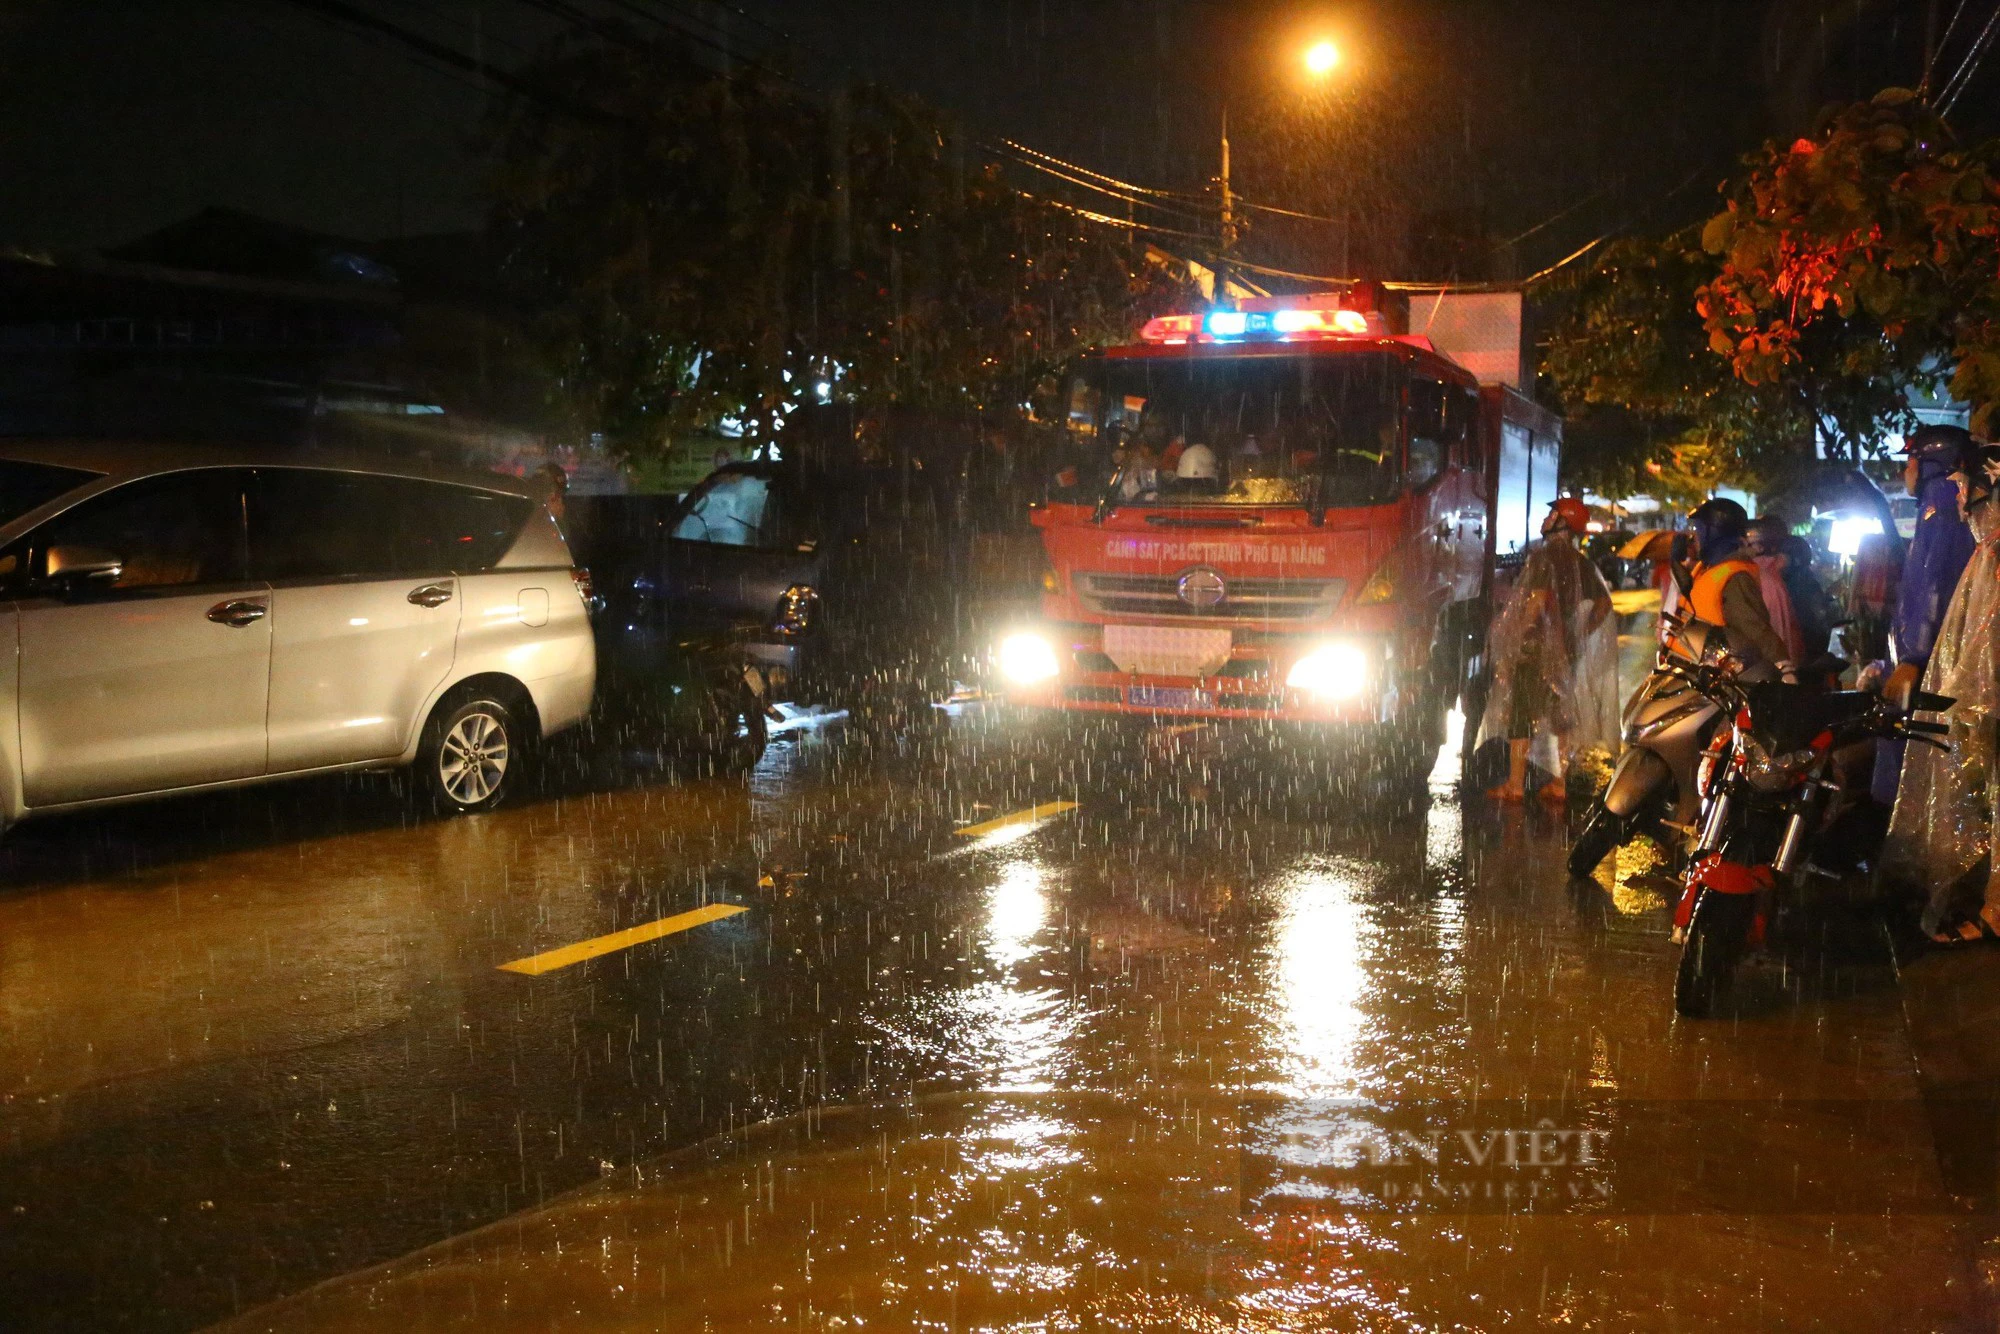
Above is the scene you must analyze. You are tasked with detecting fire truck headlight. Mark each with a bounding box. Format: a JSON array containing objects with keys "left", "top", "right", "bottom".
[
  {"left": 998, "top": 632, "right": 1061, "bottom": 685},
  {"left": 1286, "top": 642, "right": 1369, "bottom": 698}
]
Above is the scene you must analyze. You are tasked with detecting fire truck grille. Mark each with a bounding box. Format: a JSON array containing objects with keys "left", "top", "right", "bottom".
[{"left": 1076, "top": 573, "right": 1344, "bottom": 622}]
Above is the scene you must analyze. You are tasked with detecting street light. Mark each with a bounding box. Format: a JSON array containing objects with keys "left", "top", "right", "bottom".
[{"left": 1215, "top": 39, "right": 1346, "bottom": 302}]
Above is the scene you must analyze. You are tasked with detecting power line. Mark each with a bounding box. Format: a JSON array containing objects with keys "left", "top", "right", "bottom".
[
  {"left": 1013, "top": 192, "right": 1218, "bottom": 245},
  {"left": 1489, "top": 184, "right": 1611, "bottom": 255},
  {"left": 1939, "top": 0, "right": 2000, "bottom": 114},
  {"left": 274, "top": 0, "right": 623, "bottom": 123},
  {"left": 984, "top": 144, "right": 1214, "bottom": 227},
  {"left": 1925, "top": 0, "right": 1973, "bottom": 93},
  {"left": 996, "top": 138, "right": 1204, "bottom": 202},
  {"left": 1234, "top": 199, "right": 1346, "bottom": 225}
]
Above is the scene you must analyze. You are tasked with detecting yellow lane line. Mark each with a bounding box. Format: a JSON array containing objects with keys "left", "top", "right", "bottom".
[
  {"left": 498, "top": 903, "right": 748, "bottom": 976},
  {"left": 954, "top": 801, "right": 1079, "bottom": 838},
  {"left": 1610, "top": 588, "right": 1662, "bottom": 616}
]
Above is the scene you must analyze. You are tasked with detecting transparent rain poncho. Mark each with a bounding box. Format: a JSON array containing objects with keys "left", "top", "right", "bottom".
[
  {"left": 1476, "top": 538, "right": 1620, "bottom": 765},
  {"left": 1887, "top": 499, "right": 2000, "bottom": 930}
]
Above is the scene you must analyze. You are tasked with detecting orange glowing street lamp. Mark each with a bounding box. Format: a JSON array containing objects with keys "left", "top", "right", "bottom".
[
  {"left": 1304, "top": 40, "right": 1341, "bottom": 76},
  {"left": 1215, "top": 38, "right": 1346, "bottom": 300}
]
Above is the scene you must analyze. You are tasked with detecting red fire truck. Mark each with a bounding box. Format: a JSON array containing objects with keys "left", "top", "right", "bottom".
[{"left": 998, "top": 286, "right": 1560, "bottom": 781}]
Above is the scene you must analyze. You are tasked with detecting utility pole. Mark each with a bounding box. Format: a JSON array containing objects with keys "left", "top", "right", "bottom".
[{"left": 1216, "top": 107, "right": 1237, "bottom": 305}]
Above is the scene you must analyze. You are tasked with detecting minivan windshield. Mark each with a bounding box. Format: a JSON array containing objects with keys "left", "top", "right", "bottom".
[
  {"left": 0, "top": 460, "right": 100, "bottom": 528},
  {"left": 1064, "top": 350, "right": 1403, "bottom": 509}
]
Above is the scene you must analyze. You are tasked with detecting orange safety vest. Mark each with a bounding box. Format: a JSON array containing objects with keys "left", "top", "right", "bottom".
[{"left": 1687, "top": 558, "right": 1758, "bottom": 626}]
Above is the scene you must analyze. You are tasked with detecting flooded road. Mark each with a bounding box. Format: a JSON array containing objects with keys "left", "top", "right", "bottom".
[{"left": 2, "top": 705, "right": 1995, "bottom": 1330}]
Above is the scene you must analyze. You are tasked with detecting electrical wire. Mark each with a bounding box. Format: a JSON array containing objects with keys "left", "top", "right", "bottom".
[
  {"left": 996, "top": 138, "right": 1206, "bottom": 202},
  {"left": 1013, "top": 192, "right": 1218, "bottom": 244},
  {"left": 1233, "top": 199, "right": 1346, "bottom": 225},
  {"left": 983, "top": 144, "right": 1215, "bottom": 226},
  {"left": 1927, "top": 0, "right": 1974, "bottom": 93},
  {"left": 275, "top": 0, "right": 624, "bottom": 122},
  {"left": 1489, "top": 184, "right": 1610, "bottom": 254},
  {"left": 1939, "top": 0, "right": 2000, "bottom": 114}
]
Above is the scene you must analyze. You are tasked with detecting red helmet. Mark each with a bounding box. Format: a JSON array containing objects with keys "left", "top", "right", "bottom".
[{"left": 1547, "top": 496, "right": 1591, "bottom": 535}]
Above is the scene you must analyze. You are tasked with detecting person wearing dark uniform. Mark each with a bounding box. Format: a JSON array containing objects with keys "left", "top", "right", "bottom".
[{"left": 1873, "top": 425, "right": 1978, "bottom": 807}]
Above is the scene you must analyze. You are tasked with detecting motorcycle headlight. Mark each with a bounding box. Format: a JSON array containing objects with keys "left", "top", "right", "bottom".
[
  {"left": 998, "top": 631, "right": 1060, "bottom": 686},
  {"left": 1286, "top": 642, "right": 1369, "bottom": 698},
  {"left": 1741, "top": 736, "right": 1819, "bottom": 791}
]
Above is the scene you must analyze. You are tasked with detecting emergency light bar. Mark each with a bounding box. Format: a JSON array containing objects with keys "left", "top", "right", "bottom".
[{"left": 1139, "top": 303, "right": 1374, "bottom": 345}]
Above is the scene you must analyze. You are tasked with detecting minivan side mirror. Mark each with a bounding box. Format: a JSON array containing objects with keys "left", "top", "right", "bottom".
[{"left": 44, "top": 544, "right": 123, "bottom": 592}]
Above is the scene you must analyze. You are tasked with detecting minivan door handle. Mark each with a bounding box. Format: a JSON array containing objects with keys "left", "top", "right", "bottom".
[
  {"left": 206, "top": 598, "right": 268, "bottom": 628},
  {"left": 407, "top": 583, "right": 454, "bottom": 608}
]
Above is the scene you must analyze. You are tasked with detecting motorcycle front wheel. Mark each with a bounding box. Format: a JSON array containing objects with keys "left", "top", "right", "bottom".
[
  {"left": 1674, "top": 890, "right": 1756, "bottom": 1018},
  {"left": 1568, "top": 803, "right": 1624, "bottom": 878}
]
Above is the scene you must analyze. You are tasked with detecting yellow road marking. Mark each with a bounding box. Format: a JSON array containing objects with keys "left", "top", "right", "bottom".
[
  {"left": 954, "top": 800, "right": 1079, "bottom": 838},
  {"left": 1610, "top": 587, "right": 1662, "bottom": 616},
  {"left": 498, "top": 903, "right": 748, "bottom": 976}
]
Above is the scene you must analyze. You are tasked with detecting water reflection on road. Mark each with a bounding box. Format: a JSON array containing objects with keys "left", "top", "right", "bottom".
[{"left": 219, "top": 720, "right": 1983, "bottom": 1331}]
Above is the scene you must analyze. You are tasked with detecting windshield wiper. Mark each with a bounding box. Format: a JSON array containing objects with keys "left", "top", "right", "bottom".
[{"left": 1092, "top": 465, "right": 1127, "bottom": 523}]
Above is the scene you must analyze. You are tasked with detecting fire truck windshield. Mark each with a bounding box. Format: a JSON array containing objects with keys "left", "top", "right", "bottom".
[{"left": 1064, "top": 350, "right": 1404, "bottom": 509}]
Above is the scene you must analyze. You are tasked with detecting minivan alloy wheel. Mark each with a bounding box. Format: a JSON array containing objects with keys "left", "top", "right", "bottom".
[{"left": 439, "top": 710, "right": 509, "bottom": 805}]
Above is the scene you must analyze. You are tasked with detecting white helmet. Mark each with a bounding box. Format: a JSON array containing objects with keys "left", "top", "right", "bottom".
[{"left": 1176, "top": 443, "right": 1219, "bottom": 480}]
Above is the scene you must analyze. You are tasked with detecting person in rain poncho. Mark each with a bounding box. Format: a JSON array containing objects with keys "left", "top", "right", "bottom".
[
  {"left": 1873, "top": 425, "right": 1978, "bottom": 808},
  {"left": 1743, "top": 516, "right": 1815, "bottom": 665},
  {"left": 1478, "top": 496, "right": 1618, "bottom": 802},
  {"left": 1884, "top": 439, "right": 2000, "bottom": 944}
]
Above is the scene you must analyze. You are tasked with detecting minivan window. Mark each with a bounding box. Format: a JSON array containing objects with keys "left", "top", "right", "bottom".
[
  {"left": 673, "top": 472, "right": 777, "bottom": 547},
  {"left": 0, "top": 460, "right": 101, "bottom": 528},
  {"left": 28, "top": 468, "right": 247, "bottom": 590},
  {"left": 250, "top": 470, "right": 532, "bottom": 580}
]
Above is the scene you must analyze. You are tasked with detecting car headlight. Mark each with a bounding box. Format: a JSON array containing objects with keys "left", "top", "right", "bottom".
[
  {"left": 774, "top": 584, "right": 819, "bottom": 636},
  {"left": 1286, "top": 642, "right": 1369, "bottom": 697},
  {"left": 998, "top": 631, "right": 1061, "bottom": 685}
]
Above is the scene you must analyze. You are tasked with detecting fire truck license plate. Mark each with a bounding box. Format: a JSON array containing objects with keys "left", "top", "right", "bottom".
[{"left": 1127, "top": 686, "right": 1209, "bottom": 710}]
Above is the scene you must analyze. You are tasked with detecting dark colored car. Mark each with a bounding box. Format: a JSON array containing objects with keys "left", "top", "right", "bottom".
[
  {"left": 572, "top": 457, "right": 963, "bottom": 735},
  {"left": 655, "top": 462, "right": 823, "bottom": 691}
]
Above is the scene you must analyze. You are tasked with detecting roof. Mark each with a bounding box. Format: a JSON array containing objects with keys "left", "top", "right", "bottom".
[{"left": 0, "top": 438, "right": 536, "bottom": 497}]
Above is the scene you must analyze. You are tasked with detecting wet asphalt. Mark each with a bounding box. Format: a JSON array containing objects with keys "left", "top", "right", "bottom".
[{"left": 2, "top": 690, "right": 1997, "bottom": 1331}]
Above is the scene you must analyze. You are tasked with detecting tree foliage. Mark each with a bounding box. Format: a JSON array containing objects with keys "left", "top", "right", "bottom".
[
  {"left": 487, "top": 39, "right": 1185, "bottom": 459},
  {"left": 1546, "top": 87, "right": 2000, "bottom": 497},
  {"left": 1542, "top": 232, "right": 1783, "bottom": 498},
  {"left": 1700, "top": 88, "right": 2000, "bottom": 440}
]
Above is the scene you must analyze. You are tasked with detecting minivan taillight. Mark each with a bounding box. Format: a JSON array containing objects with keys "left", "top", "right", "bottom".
[{"left": 571, "top": 566, "right": 597, "bottom": 613}]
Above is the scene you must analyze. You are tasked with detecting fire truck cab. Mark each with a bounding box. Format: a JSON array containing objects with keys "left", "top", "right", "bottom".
[{"left": 1000, "top": 287, "right": 1557, "bottom": 781}]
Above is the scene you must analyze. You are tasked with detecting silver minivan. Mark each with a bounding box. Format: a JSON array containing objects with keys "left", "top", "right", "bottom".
[{"left": 0, "top": 442, "right": 595, "bottom": 828}]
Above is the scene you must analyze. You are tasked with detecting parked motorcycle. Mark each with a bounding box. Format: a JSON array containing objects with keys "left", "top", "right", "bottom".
[
  {"left": 1662, "top": 652, "right": 1949, "bottom": 1016},
  {"left": 1567, "top": 617, "right": 1741, "bottom": 878}
]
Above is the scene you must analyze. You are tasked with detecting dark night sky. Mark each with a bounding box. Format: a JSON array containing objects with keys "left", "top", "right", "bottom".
[{"left": 0, "top": 1, "right": 1975, "bottom": 279}]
